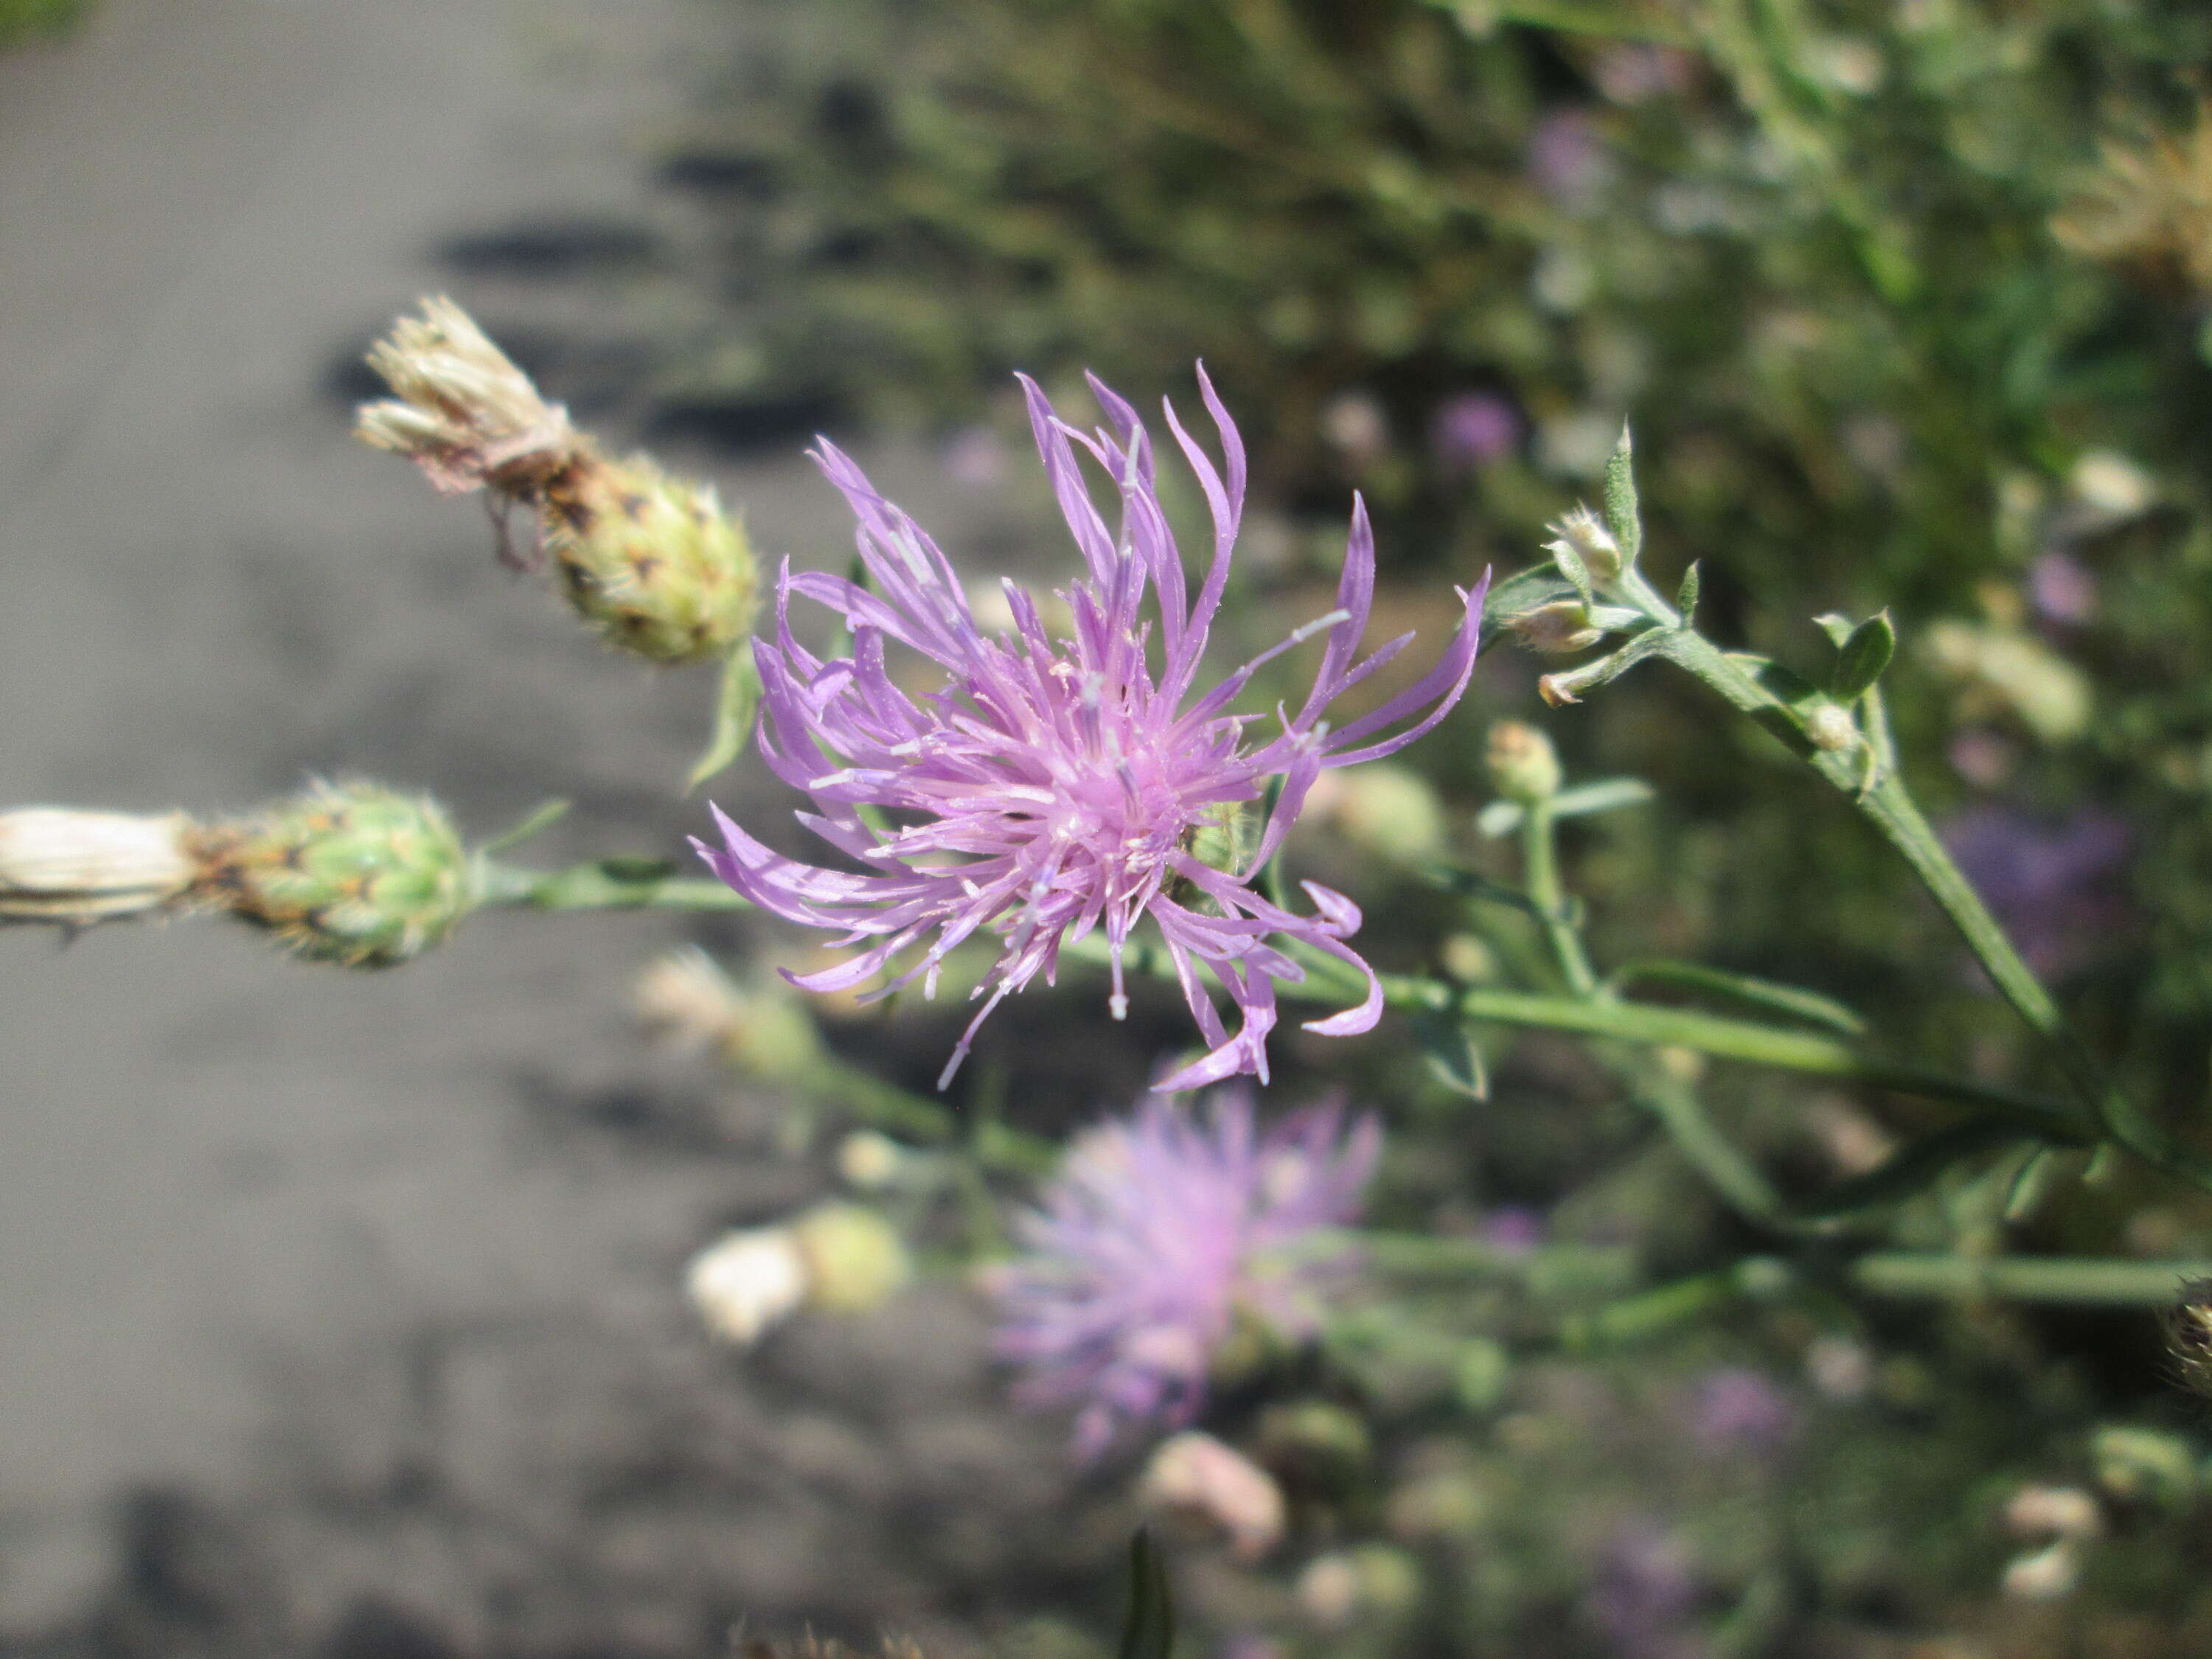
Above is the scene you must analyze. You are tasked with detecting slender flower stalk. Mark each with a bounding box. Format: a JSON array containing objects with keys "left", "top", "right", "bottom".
[{"left": 695, "top": 368, "right": 1486, "bottom": 1089}]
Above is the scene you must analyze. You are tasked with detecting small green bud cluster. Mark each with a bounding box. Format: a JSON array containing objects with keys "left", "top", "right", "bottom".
[{"left": 359, "top": 298, "right": 758, "bottom": 665}]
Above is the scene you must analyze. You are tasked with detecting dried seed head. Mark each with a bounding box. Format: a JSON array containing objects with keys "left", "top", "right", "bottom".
[
  {"left": 356, "top": 296, "right": 579, "bottom": 496},
  {"left": 0, "top": 807, "right": 199, "bottom": 926}
]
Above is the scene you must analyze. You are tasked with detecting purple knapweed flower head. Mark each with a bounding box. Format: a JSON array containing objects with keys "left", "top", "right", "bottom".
[
  {"left": 694, "top": 369, "right": 1486, "bottom": 1090},
  {"left": 987, "top": 1088, "right": 1380, "bottom": 1460}
]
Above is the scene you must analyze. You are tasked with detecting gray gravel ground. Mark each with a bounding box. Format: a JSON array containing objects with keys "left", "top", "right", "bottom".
[{"left": 0, "top": 3, "right": 1095, "bottom": 1650}]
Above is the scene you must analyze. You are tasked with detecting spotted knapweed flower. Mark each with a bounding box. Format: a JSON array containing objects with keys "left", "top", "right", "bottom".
[
  {"left": 986, "top": 1088, "right": 1379, "bottom": 1459},
  {"left": 694, "top": 369, "right": 1486, "bottom": 1090}
]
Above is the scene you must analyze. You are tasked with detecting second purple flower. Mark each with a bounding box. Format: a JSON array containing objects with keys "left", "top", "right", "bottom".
[{"left": 697, "top": 369, "right": 1486, "bottom": 1089}]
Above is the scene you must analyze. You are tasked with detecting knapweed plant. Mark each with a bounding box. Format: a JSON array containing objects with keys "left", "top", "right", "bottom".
[{"left": 17, "top": 290, "right": 2212, "bottom": 1652}]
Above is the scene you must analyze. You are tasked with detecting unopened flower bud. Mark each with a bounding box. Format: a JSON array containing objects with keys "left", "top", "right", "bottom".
[
  {"left": 687, "top": 1225, "right": 809, "bottom": 1345},
  {"left": 1306, "top": 765, "right": 1444, "bottom": 863},
  {"left": 538, "top": 451, "right": 758, "bottom": 664},
  {"left": 1138, "top": 1432, "right": 1286, "bottom": 1562},
  {"left": 2001, "top": 1540, "right": 2080, "bottom": 1601},
  {"left": 361, "top": 299, "right": 759, "bottom": 665},
  {"left": 790, "top": 1203, "right": 910, "bottom": 1313},
  {"left": 1543, "top": 505, "right": 1623, "bottom": 584},
  {"left": 193, "top": 779, "right": 473, "bottom": 967},
  {"left": 1804, "top": 702, "right": 1859, "bottom": 752},
  {"left": 2005, "top": 1484, "right": 2103, "bottom": 1543},
  {"left": 1484, "top": 721, "right": 1562, "bottom": 804},
  {"left": 835, "top": 1130, "right": 907, "bottom": 1191},
  {"left": 1295, "top": 1546, "right": 1422, "bottom": 1629},
  {"left": 0, "top": 807, "right": 198, "bottom": 926},
  {"left": 1255, "top": 1401, "right": 1372, "bottom": 1489},
  {"left": 2091, "top": 1424, "right": 2197, "bottom": 1507},
  {"left": 632, "top": 947, "right": 825, "bottom": 1082},
  {"left": 1505, "top": 599, "right": 1604, "bottom": 655}
]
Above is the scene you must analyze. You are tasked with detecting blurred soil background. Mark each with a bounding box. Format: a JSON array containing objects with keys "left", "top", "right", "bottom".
[{"left": 0, "top": 3, "right": 1095, "bottom": 1654}]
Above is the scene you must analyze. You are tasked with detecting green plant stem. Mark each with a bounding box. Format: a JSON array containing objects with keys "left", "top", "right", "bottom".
[
  {"left": 1646, "top": 626, "right": 2212, "bottom": 1188},
  {"left": 478, "top": 860, "right": 751, "bottom": 912},
  {"left": 1518, "top": 792, "right": 1806, "bottom": 1229},
  {"left": 1520, "top": 800, "right": 1599, "bottom": 997},
  {"left": 481, "top": 856, "right": 2087, "bottom": 1139},
  {"left": 1570, "top": 1251, "right": 2212, "bottom": 1346}
]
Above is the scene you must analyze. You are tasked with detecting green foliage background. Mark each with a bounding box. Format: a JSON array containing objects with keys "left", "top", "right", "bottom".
[{"left": 588, "top": 0, "right": 2212, "bottom": 1652}]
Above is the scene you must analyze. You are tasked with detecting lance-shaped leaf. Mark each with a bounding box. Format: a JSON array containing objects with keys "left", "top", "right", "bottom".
[
  {"left": 1478, "top": 776, "right": 1655, "bottom": 838},
  {"left": 1603, "top": 425, "right": 1641, "bottom": 567},
  {"left": 687, "top": 639, "right": 762, "bottom": 793},
  {"left": 1116, "top": 1529, "right": 1175, "bottom": 1659},
  {"left": 1413, "top": 1010, "right": 1490, "bottom": 1099},
  {"left": 1608, "top": 959, "right": 1866, "bottom": 1036},
  {"left": 1830, "top": 611, "right": 1896, "bottom": 702}
]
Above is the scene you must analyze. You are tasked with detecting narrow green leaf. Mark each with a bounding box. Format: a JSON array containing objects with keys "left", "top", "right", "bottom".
[
  {"left": 1550, "top": 539, "right": 1596, "bottom": 611},
  {"left": 1811, "top": 612, "right": 1853, "bottom": 648},
  {"left": 1674, "top": 560, "right": 1700, "bottom": 622},
  {"left": 1610, "top": 959, "right": 1866, "bottom": 1036},
  {"left": 1413, "top": 1011, "right": 1490, "bottom": 1099},
  {"left": 1548, "top": 777, "right": 1655, "bottom": 821},
  {"left": 1419, "top": 863, "right": 1545, "bottom": 919},
  {"left": 1794, "top": 1116, "right": 2036, "bottom": 1219},
  {"left": 686, "top": 639, "right": 762, "bottom": 793},
  {"left": 1831, "top": 611, "right": 1896, "bottom": 702},
  {"left": 1602, "top": 424, "right": 1641, "bottom": 566},
  {"left": 1116, "top": 1530, "right": 1175, "bottom": 1659},
  {"left": 477, "top": 798, "right": 571, "bottom": 856}
]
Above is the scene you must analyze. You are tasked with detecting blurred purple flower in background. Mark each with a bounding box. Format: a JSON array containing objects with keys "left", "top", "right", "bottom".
[
  {"left": 1430, "top": 392, "right": 1521, "bottom": 472},
  {"left": 1686, "top": 1366, "right": 1798, "bottom": 1456},
  {"left": 1526, "top": 110, "right": 1614, "bottom": 212},
  {"left": 1479, "top": 1205, "right": 1546, "bottom": 1253},
  {"left": 1941, "top": 806, "right": 2134, "bottom": 978},
  {"left": 940, "top": 423, "right": 1009, "bottom": 487},
  {"left": 697, "top": 369, "right": 1486, "bottom": 1090},
  {"left": 987, "top": 1088, "right": 1380, "bottom": 1459},
  {"left": 1587, "top": 1521, "right": 1702, "bottom": 1659},
  {"left": 2028, "top": 550, "right": 2096, "bottom": 626}
]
